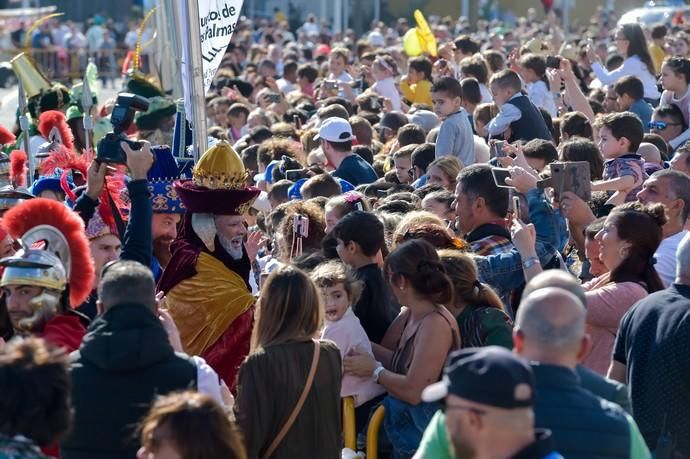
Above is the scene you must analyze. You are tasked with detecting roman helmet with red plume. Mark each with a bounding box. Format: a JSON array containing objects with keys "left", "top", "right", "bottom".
[
  {"left": 38, "top": 110, "right": 74, "bottom": 152},
  {"left": 9, "top": 150, "right": 27, "bottom": 188},
  {"left": 0, "top": 198, "right": 94, "bottom": 331}
]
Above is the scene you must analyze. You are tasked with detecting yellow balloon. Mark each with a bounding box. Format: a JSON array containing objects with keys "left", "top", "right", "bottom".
[{"left": 403, "top": 28, "right": 423, "bottom": 57}]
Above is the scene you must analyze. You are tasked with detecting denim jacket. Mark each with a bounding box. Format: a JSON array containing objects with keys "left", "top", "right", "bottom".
[{"left": 475, "top": 188, "right": 559, "bottom": 299}]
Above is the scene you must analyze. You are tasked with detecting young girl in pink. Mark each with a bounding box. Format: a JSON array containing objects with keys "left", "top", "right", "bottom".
[{"left": 312, "top": 261, "right": 385, "bottom": 432}]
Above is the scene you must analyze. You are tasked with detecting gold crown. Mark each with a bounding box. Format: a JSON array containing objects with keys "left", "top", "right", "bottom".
[{"left": 192, "top": 141, "right": 248, "bottom": 190}]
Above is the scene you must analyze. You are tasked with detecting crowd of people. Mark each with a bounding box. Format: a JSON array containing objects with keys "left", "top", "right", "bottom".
[
  {"left": 1, "top": 14, "right": 152, "bottom": 83},
  {"left": 2, "top": 3, "right": 690, "bottom": 459}
]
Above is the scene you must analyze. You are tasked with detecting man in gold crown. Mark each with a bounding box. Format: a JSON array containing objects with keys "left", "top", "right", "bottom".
[{"left": 158, "top": 141, "right": 261, "bottom": 389}]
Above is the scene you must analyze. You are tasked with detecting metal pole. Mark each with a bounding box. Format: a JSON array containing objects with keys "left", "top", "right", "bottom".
[
  {"left": 334, "top": 0, "right": 342, "bottom": 35},
  {"left": 321, "top": 0, "right": 327, "bottom": 22},
  {"left": 343, "top": 0, "right": 349, "bottom": 32},
  {"left": 374, "top": 0, "right": 380, "bottom": 22},
  {"left": 81, "top": 65, "right": 94, "bottom": 160},
  {"left": 183, "top": 0, "right": 208, "bottom": 161},
  {"left": 461, "top": 0, "right": 469, "bottom": 19},
  {"left": 17, "top": 80, "right": 31, "bottom": 188},
  {"left": 164, "top": 0, "right": 184, "bottom": 99},
  {"left": 563, "top": 0, "right": 572, "bottom": 36}
]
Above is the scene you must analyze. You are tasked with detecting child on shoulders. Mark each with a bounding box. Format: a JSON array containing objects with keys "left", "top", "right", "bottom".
[
  {"left": 486, "top": 69, "right": 552, "bottom": 143},
  {"left": 591, "top": 112, "right": 648, "bottom": 205}
]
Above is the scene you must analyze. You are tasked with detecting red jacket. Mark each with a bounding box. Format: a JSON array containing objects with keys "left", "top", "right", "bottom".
[{"left": 40, "top": 314, "right": 86, "bottom": 353}]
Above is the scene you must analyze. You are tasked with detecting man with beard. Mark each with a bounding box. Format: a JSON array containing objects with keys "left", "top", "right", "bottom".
[
  {"left": 158, "top": 141, "right": 261, "bottom": 389},
  {"left": 148, "top": 146, "right": 184, "bottom": 282},
  {"left": 0, "top": 197, "right": 94, "bottom": 352},
  {"left": 416, "top": 347, "right": 563, "bottom": 459}
]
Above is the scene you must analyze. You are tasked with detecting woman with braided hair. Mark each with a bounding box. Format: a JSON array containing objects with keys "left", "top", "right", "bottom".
[{"left": 344, "top": 239, "right": 460, "bottom": 458}]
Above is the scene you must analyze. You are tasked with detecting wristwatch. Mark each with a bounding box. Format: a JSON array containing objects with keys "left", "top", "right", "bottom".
[
  {"left": 522, "top": 256, "right": 541, "bottom": 270},
  {"left": 373, "top": 365, "right": 385, "bottom": 384}
]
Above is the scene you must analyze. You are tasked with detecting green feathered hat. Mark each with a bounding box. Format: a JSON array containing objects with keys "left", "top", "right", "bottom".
[{"left": 134, "top": 96, "right": 176, "bottom": 130}]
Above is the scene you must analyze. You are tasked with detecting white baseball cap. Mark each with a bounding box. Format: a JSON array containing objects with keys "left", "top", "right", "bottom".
[{"left": 315, "top": 118, "right": 355, "bottom": 143}]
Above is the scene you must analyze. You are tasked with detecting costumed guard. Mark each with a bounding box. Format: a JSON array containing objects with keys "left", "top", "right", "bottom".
[
  {"left": 11, "top": 52, "right": 71, "bottom": 154},
  {"left": 0, "top": 198, "right": 94, "bottom": 351},
  {"left": 158, "top": 141, "right": 259, "bottom": 389},
  {"left": 148, "top": 145, "right": 184, "bottom": 282}
]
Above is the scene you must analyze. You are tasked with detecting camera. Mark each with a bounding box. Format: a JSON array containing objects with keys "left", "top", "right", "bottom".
[{"left": 96, "top": 93, "right": 150, "bottom": 164}]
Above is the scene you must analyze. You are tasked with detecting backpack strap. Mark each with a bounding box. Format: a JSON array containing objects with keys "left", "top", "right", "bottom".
[{"left": 261, "top": 340, "right": 320, "bottom": 459}]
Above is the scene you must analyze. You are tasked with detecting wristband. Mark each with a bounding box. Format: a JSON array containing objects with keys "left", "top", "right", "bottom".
[
  {"left": 522, "top": 257, "right": 541, "bottom": 270},
  {"left": 373, "top": 365, "right": 385, "bottom": 384}
]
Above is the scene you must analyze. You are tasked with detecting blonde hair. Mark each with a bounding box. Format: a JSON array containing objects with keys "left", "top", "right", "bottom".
[
  {"left": 428, "top": 156, "right": 463, "bottom": 187},
  {"left": 253, "top": 265, "right": 323, "bottom": 349},
  {"left": 438, "top": 250, "right": 506, "bottom": 312},
  {"left": 330, "top": 47, "right": 350, "bottom": 62},
  {"left": 311, "top": 261, "right": 364, "bottom": 305}
]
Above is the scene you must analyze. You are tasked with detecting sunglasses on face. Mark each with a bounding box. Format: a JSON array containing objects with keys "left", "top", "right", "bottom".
[{"left": 649, "top": 121, "right": 682, "bottom": 131}]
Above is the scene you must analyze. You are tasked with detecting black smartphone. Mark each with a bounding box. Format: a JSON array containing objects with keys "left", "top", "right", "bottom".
[
  {"left": 265, "top": 93, "right": 281, "bottom": 103},
  {"left": 545, "top": 56, "right": 562, "bottom": 69},
  {"left": 491, "top": 140, "right": 506, "bottom": 158},
  {"left": 491, "top": 167, "right": 514, "bottom": 189}
]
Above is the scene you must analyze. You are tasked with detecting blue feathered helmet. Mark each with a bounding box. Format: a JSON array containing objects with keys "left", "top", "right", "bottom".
[
  {"left": 148, "top": 145, "right": 184, "bottom": 214},
  {"left": 30, "top": 168, "right": 74, "bottom": 201}
]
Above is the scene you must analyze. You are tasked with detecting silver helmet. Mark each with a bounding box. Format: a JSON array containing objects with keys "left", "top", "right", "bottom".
[{"left": 0, "top": 224, "right": 70, "bottom": 331}]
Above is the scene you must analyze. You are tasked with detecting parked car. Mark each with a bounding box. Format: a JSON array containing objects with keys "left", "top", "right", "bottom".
[{"left": 619, "top": 2, "right": 690, "bottom": 26}]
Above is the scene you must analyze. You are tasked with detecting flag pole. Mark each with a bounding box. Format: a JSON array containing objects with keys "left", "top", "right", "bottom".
[{"left": 184, "top": 0, "right": 208, "bottom": 162}]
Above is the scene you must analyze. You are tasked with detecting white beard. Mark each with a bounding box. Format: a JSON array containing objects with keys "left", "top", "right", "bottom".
[{"left": 218, "top": 234, "right": 244, "bottom": 260}]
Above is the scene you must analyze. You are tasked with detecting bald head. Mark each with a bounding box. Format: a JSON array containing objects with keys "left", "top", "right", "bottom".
[
  {"left": 515, "top": 287, "right": 587, "bottom": 367},
  {"left": 638, "top": 142, "right": 661, "bottom": 165},
  {"left": 522, "top": 270, "right": 586, "bottom": 307}
]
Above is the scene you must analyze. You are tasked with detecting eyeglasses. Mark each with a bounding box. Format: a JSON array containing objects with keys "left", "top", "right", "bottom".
[{"left": 648, "top": 121, "right": 682, "bottom": 131}]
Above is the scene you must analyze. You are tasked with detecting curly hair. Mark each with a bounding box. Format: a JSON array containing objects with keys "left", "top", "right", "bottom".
[
  {"left": 311, "top": 260, "right": 364, "bottom": 305},
  {"left": 277, "top": 201, "right": 326, "bottom": 260}
]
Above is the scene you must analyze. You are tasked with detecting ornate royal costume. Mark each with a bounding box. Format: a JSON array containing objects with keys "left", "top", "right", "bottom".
[{"left": 158, "top": 141, "right": 259, "bottom": 389}]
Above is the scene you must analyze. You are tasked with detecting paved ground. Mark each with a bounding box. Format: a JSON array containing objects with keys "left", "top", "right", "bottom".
[{"left": 0, "top": 78, "right": 123, "bottom": 129}]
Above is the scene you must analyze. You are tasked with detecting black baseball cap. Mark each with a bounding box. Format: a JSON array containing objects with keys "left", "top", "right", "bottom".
[{"left": 422, "top": 346, "right": 535, "bottom": 409}]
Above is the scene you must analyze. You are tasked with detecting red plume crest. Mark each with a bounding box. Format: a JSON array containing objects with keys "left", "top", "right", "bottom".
[
  {"left": 38, "top": 110, "right": 74, "bottom": 151},
  {"left": 9, "top": 150, "right": 27, "bottom": 188},
  {"left": 0, "top": 125, "right": 16, "bottom": 146},
  {"left": 2, "top": 198, "right": 95, "bottom": 306}
]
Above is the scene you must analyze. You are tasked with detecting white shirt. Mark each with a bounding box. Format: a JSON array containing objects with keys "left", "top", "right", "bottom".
[
  {"left": 328, "top": 71, "right": 354, "bottom": 98},
  {"left": 191, "top": 356, "right": 225, "bottom": 404},
  {"left": 526, "top": 80, "right": 557, "bottom": 117},
  {"left": 479, "top": 83, "right": 493, "bottom": 103},
  {"left": 654, "top": 230, "right": 688, "bottom": 287},
  {"left": 372, "top": 77, "right": 401, "bottom": 111},
  {"left": 474, "top": 135, "right": 490, "bottom": 163},
  {"left": 591, "top": 55, "right": 660, "bottom": 100},
  {"left": 276, "top": 78, "right": 296, "bottom": 95},
  {"left": 487, "top": 93, "right": 523, "bottom": 136}
]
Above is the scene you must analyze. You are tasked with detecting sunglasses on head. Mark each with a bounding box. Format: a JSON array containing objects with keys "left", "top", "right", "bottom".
[{"left": 648, "top": 121, "right": 681, "bottom": 131}]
